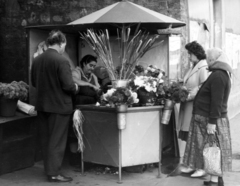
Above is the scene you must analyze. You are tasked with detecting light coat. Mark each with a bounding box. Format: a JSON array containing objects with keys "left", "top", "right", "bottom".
[{"left": 178, "top": 59, "right": 209, "bottom": 131}]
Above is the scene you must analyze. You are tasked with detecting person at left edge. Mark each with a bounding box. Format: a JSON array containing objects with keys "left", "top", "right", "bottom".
[{"left": 31, "top": 30, "right": 78, "bottom": 183}]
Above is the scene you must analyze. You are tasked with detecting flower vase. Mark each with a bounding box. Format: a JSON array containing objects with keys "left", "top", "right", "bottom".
[
  {"left": 116, "top": 104, "right": 128, "bottom": 130},
  {"left": 112, "top": 79, "right": 129, "bottom": 88},
  {"left": 137, "top": 88, "right": 156, "bottom": 106},
  {"left": 161, "top": 99, "right": 175, "bottom": 125},
  {"left": 0, "top": 97, "right": 18, "bottom": 117}
]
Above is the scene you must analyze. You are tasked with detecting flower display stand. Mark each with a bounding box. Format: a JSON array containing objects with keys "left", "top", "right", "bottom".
[
  {"left": 76, "top": 105, "right": 163, "bottom": 183},
  {"left": 0, "top": 112, "right": 36, "bottom": 175}
]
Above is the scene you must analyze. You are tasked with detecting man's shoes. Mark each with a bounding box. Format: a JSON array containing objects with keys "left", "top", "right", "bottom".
[
  {"left": 190, "top": 169, "right": 206, "bottom": 177},
  {"left": 180, "top": 166, "right": 194, "bottom": 173},
  {"left": 47, "top": 175, "right": 73, "bottom": 182}
]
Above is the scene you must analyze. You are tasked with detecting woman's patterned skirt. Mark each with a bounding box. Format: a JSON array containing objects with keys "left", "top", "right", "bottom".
[{"left": 183, "top": 114, "right": 232, "bottom": 172}]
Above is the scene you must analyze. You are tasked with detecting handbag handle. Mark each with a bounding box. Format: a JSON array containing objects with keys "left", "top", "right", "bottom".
[{"left": 206, "top": 133, "right": 220, "bottom": 147}]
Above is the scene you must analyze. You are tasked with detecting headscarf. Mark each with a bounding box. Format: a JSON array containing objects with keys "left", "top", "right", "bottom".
[{"left": 207, "top": 48, "right": 233, "bottom": 75}]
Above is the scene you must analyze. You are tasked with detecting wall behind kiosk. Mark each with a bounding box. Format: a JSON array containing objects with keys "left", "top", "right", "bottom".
[{"left": 28, "top": 29, "right": 78, "bottom": 106}]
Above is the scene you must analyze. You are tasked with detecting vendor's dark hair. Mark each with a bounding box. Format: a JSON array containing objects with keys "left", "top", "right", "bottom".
[
  {"left": 46, "top": 30, "right": 66, "bottom": 46},
  {"left": 185, "top": 41, "right": 206, "bottom": 60},
  {"left": 79, "top": 54, "right": 97, "bottom": 68}
]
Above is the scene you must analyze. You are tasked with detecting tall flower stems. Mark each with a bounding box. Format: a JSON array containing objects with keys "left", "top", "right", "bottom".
[{"left": 80, "top": 27, "right": 162, "bottom": 80}]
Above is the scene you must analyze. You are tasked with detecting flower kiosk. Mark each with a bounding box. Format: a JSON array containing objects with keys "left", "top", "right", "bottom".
[{"left": 26, "top": 1, "right": 186, "bottom": 182}]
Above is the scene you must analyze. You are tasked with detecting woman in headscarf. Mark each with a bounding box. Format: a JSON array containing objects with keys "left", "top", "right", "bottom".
[
  {"left": 182, "top": 48, "right": 232, "bottom": 186},
  {"left": 179, "top": 41, "right": 209, "bottom": 177}
]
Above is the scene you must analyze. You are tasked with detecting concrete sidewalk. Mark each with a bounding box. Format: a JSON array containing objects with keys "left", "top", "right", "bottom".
[{"left": 0, "top": 113, "right": 240, "bottom": 186}]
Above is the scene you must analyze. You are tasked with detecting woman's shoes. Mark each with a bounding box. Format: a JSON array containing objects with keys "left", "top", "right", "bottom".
[
  {"left": 180, "top": 166, "right": 194, "bottom": 173},
  {"left": 190, "top": 169, "right": 206, "bottom": 177},
  {"left": 180, "top": 166, "right": 206, "bottom": 178},
  {"left": 203, "top": 177, "right": 224, "bottom": 186},
  {"left": 203, "top": 181, "right": 218, "bottom": 185}
]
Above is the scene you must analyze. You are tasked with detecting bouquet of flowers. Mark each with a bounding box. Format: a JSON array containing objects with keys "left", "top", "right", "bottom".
[
  {"left": 0, "top": 81, "right": 29, "bottom": 100},
  {"left": 129, "top": 65, "right": 165, "bottom": 93},
  {"left": 157, "top": 80, "right": 189, "bottom": 103},
  {"left": 128, "top": 65, "right": 166, "bottom": 106},
  {"left": 101, "top": 87, "right": 139, "bottom": 107},
  {"left": 80, "top": 27, "right": 162, "bottom": 80}
]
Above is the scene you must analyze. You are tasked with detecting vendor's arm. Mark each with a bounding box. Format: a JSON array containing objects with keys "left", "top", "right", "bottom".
[
  {"left": 72, "top": 68, "right": 100, "bottom": 90},
  {"left": 92, "top": 74, "right": 101, "bottom": 89}
]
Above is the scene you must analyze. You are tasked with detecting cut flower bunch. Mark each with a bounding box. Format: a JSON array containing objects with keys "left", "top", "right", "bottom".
[
  {"left": 129, "top": 64, "right": 165, "bottom": 93},
  {"left": 80, "top": 26, "right": 162, "bottom": 80},
  {"left": 157, "top": 80, "right": 189, "bottom": 104},
  {"left": 0, "top": 81, "right": 29, "bottom": 100},
  {"left": 101, "top": 87, "right": 139, "bottom": 107}
]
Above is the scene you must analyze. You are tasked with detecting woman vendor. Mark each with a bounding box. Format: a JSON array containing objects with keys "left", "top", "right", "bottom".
[
  {"left": 69, "top": 55, "right": 101, "bottom": 161},
  {"left": 72, "top": 54, "right": 100, "bottom": 105}
]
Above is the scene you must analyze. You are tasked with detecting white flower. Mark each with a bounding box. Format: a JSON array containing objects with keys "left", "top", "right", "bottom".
[
  {"left": 158, "top": 72, "right": 163, "bottom": 79},
  {"left": 103, "top": 88, "right": 116, "bottom": 101},
  {"left": 152, "top": 80, "right": 157, "bottom": 87},
  {"left": 159, "top": 79, "right": 164, "bottom": 83},
  {"left": 134, "top": 76, "right": 145, "bottom": 87},
  {"left": 131, "top": 91, "right": 139, "bottom": 103}
]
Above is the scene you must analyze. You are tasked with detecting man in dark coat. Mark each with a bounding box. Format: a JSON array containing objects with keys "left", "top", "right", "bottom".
[{"left": 31, "top": 30, "right": 78, "bottom": 182}]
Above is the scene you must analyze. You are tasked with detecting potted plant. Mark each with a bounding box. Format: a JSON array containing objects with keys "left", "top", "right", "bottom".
[{"left": 0, "top": 81, "right": 29, "bottom": 117}]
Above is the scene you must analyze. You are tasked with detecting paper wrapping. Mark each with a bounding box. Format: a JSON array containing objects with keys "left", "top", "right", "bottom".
[{"left": 17, "top": 100, "right": 37, "bottom": 116}]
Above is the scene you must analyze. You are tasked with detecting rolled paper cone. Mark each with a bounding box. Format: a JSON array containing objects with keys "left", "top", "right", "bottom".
[
  {"left": 161, "top": 109, "right": 172, "bottom": 125},
  {"left": 17, "top": 100, "right": 37, "bottom": 116},
  {"left": 28, "top": 107, "right": 37, "bottom": 116},
  {"left": 111, "top": 80, "right": 128, "bottom": 88}
]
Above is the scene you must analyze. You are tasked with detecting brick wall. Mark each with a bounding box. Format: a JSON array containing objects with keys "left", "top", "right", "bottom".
[{"left": 0, "top": 0, "right": 188, "bottom": 82}]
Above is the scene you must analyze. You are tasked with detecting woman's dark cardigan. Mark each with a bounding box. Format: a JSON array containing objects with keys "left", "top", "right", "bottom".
[{"left": 192, "top": 61, "right": 232, "bottom": 124}]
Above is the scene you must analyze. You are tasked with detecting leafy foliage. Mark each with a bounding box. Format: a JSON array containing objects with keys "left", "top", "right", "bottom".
[{"left": 0, "top": 81, "right": 29, "bottom": 100}]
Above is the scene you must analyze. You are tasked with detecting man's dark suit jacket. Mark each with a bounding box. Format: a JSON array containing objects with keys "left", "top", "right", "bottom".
[{"left": 31, "top": 48, "right": 76, "bottom": 114}]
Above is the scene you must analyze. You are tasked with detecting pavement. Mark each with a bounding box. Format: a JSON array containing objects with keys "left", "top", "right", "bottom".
[{"left": 0, "top": 113, "right": 240, "bottom": 186}]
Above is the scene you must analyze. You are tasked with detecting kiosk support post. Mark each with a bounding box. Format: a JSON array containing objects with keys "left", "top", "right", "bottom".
[
  {"left": 117, "top": 129, "right": 122, "bottom": 184},
  {"left": 157, "top": 112, "right": 162, "bottom": 178},
  {"left": 81, "top": 151, "right": 84, "bottom": 174}
]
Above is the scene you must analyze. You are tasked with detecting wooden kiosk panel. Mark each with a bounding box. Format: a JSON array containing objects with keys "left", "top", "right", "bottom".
[
  {"left": 77, "top": 105, "right": 163, "bottom": 182},
  {"left": 0, "top": 112, "right": 36, "bottom": 175},
  {"left": 122, "top": 107, "right": 160, "bottom": 166}
]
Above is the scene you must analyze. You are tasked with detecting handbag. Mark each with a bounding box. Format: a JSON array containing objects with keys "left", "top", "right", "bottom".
[{"left": 203, "top": 134, "right": 223, "bottom": 176}]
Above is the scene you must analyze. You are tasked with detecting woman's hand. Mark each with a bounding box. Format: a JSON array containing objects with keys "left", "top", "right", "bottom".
[
  {"left": 207, "top": 123, "right": 216, "bottom": 134},
  {"left": 186, "top": 86, "right": 199, "bottom": 101},
  {"left": 90, "top": 84, "right": 100, "bottom": 91}
]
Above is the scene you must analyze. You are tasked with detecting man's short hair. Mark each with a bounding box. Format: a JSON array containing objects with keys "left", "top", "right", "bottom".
[{"left": 46, "top": 30, "right": 66, "bottom": 46}]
